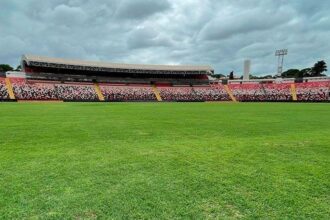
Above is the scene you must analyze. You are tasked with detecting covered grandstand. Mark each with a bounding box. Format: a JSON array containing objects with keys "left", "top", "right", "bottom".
[{"left": 21, "top": 55, "right": 213, "bottom": 85}]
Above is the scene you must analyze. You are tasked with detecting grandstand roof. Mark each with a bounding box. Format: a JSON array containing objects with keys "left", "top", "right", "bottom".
[{"left": 22, "top": 55, "right": 214, "bottom": 74}]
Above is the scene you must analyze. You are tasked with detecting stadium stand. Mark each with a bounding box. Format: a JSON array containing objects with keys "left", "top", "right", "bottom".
[
  {"left": 0, "top": 77, "right": 9, "bottom": 99},
  {"left": 229, "top": 83, "right": 266, "bottom": 101},
  {"left": 11, "top": 78, "right": 58, "bottom": 100},
  {"left": 158, "top": 86, "right": 196, "bottom": 101},
  {"left": 11, "top": 79, "right": 98, "bottom": 101},
  {"left": 1, "top": 55, "right": 329, "bottom": 102},
  {"left": 296, "top": 81, "right": 330, "bottom": 101},
  {"left": 100, "top": 84, "right": 157, "bottom": 101},
  {"left": 262, "top": 83, "right": 292, "bottom": 101},
  {"left": 193, "top": 85, "right": 231, "bottom": 101},
  {"left": 6, "top": 78, "right": 330, "bottom": 102},
  {"left": 228, "top": 83, "right": 298, "bottom": 102},
  {"left": 55, "top": 83, "right": 98, "bottom": 101}
]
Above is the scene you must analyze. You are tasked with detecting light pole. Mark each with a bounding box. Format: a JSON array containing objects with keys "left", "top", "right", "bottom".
[{"left": 275, "top": 49, "right": 288, "bottom": 75}]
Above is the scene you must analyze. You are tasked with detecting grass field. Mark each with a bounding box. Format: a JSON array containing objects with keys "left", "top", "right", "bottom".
[{"left": 0, "top": 102, "right": 329, "bottom": 219}]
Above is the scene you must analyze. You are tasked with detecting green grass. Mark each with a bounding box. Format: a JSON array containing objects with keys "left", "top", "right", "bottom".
[{"left": 0, "top": 102, "right": 329, "bottom": 219}]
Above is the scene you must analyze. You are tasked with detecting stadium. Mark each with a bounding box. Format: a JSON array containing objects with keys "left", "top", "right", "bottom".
[
  {"left": 1, "top": 1, "right": 330, "bottom": 219},
  {"left": 1, "top": 55, "right": 330, "bottom": 219},
  {"left": 0, "top": 55, "right": 329, "bottom": 102}
]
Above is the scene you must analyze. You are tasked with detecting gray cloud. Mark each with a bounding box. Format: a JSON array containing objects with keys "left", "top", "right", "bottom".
[
  {"left": 46, "top": 4, "right": 88, "bottom": 26},
  {"left": 115, "top": 0, "right": 171, "bottom": 20},
  {"left": 0, "top": 0, "right": 329, "bottom": 75},
  {"left": 127, "top": 25, "right": 175, "bottom": 49},
  {"left": 198, "top": 6, "right": 294, "bottom": 41}
]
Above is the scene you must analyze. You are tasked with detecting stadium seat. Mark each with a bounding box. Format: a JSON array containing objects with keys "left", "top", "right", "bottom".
[
  {"left": 296, "top": 81, "right": 330, "bottom": 101},
  {"left": 100, "top": 84, "right": 157, "bottom": 101},
  {"left": 6, "top": 77, "right": 330, "bottom": 102}
]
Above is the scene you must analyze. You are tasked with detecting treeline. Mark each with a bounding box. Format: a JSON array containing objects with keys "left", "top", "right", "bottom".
[
  {"left": 213, "top": 60, "right": 328, "bottom": 79},
  {"left": 281, "top": 60, "right": 327, "bottom": 78},
  {"left": 0, "top": 64, "right": 21, "bottom": 72}
]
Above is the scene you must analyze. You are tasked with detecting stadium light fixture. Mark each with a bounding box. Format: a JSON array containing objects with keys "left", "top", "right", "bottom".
[{"left": 275, "top": 49, "right": 288, "bottom": 75}]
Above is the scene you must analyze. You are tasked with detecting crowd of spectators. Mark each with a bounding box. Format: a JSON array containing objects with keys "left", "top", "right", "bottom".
[
  {"left": 101, "top": 85, "right": 230, "bottom": 102},
  {"left": 11, "top": 79, "right": 98, "bottom": 101},
  {"left": 229, "top": 82, "right": 330, "bottom": 102},
  {"left": 229, "top": 83, "right": 295, "bottom": 101},
  {"left": 5, "top": 78, "right": 330, "bottom": 102},
  {"left": 0, "top": 78, "right": 9, "bottom": 99},
  {"left": 101, "top": 85, "right": 156, "bottom": 101},
  {"left": 262, "top": 84, "right": 292, "bottom": 101},
  {"left": 55, "top": 84, "right": 98, "bottom": 101},
  {"left": 296, "top": 82, "right": 330, "bottom": 101},
  {"left": 229, "top": 84, "right": 267, "bottom": 101},
  {"left": 193, "top": 86, "right": 231, "bottom": 101},
  {"left": 12, "top": 79, "right": 58, "bottom": 100},
  {"left": 158, "top": 87, "right": 197, "bottom": 101}
]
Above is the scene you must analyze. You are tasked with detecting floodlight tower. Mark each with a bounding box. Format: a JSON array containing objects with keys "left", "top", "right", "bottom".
[{"left": 275, "top": 49, "right": 288, "bottom": 75}]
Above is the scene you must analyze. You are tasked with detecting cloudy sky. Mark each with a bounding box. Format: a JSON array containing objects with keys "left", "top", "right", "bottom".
[{"left": 0, "top": 0, "right": 329, "bottom": 75}]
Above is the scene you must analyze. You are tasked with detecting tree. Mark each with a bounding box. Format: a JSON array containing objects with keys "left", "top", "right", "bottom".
[
  {"left": 229, "top": 71, "right": 234, "bottom": 80},
  {"left": 295, "top": 71, "right": 304, "bottom": 78},
  {"left": 246, "top": 74, "right": 274, "bottom": 80},
  {"left": 15, "top": 65, "right": 22, "bottom": 71},
  {"left": 299, "top": 68, "right": 312, "bottom": 77},
  {"left": 212, "top": 73, "right": 226, "bottom": 79},
  {"left": 0, "top": 64, "right": 14, "bottom": 72},
  {"left": 311, "top": 60, "right": 327, "bottom": 76},
  {"left": 281, "top": 69, "right": 300, "bottom": 78},
  {"left": 263, "top": 75, "right": 274, "bottom": 79},
  {"left": 249, "top": 74, "right": 259, "bottom": 79}
]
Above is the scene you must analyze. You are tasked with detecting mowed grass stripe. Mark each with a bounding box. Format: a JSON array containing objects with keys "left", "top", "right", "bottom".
[{"left": 0, "top": 103, "right": 329, "bottom": 219}]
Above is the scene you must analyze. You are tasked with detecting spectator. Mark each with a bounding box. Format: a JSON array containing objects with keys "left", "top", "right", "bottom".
[
  {"left": 101, "top": 85, "right": 156, "bottom": 101},
  {"left": 263, "top": 84, "right": 292, "bottom": 101},
  {"left": 296, "top": 82, "right": 329, "bottom": 101},
  {"left": 229, "top": 83, "right": 293, "bottom": 101},
  {"left": 193, "top": 86, "right": 231, "bottom": 101},
  {"left": 158, "top": 87, "right": 196, "bottom": 101},
  {"left": 12, "top": 79, "right": 58, "bottom": 100},
  {"left": 55, "top": 84, "right": 98, "bottom": 101},
  {"left": 229, "top": 84, "right": 266, "bottom": 101}
]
